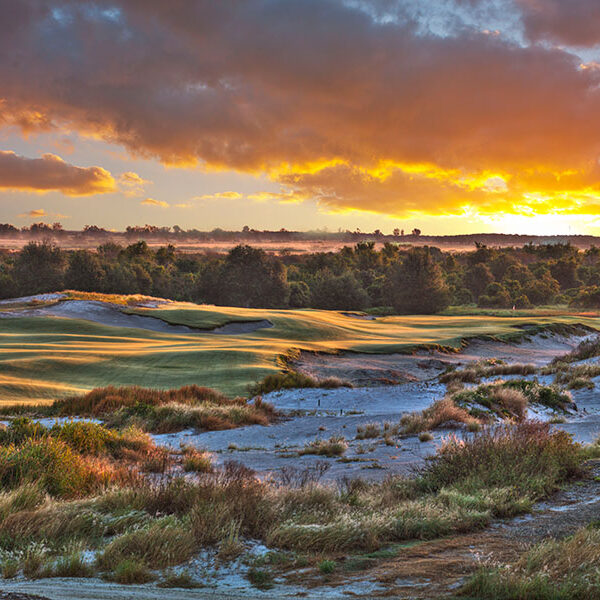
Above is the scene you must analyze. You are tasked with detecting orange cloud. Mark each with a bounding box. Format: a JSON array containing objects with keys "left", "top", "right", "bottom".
[
  {"left": 4, "top": 1, "right": 600, "bottom": 219},
  {"left": 119, "top": 171, "right": 151, "bottom": 197},
  {"left": 18, "top": 209, "right": 47, "bottom": 218},
  {"left": 140, "top": 197, "right": 169, "bottom": 208},
  {"left": 0, "top": 151, "right": 116, "bottom": 195},
  {"left": 195, "top": 192, "right": 243, "bottom": 200}
]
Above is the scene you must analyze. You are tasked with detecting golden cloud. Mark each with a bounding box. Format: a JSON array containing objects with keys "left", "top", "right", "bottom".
[
  {"left": 18, "top": 208, "right": 47, "bottom": 218},
  {"left": 195, "top": 191, "right": 243, "bottom": 200},
  {"left": 0, "top": 151, "right": 116, "bottom": 195},
  {"left": 140, "top": 197, "right": 169, "bottom": 208},
  {"left": 4, "top": 1, "right": 600, "bottom": 218}
]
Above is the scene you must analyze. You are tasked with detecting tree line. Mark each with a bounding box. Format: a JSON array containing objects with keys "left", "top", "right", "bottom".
[{"left": 1, "top": 240, "right": 599, "bottom": 313}]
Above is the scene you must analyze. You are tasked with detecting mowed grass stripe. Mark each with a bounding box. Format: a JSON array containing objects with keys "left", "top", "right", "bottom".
[{"left": 0, "top": 302, "right": 598, "bottom": 403}]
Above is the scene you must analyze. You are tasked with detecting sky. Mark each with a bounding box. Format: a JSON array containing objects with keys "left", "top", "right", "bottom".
[{"left": 2, "top": 0, "right": 600, "bottom": 235}]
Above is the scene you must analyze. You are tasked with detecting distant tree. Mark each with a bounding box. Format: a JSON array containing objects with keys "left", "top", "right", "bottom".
[
  {"left": 65, "top": 250, "right": 104, "bottom": 291},
  {"left": 155, "top": 245, "right": 176, "bottom": 265},
  {"left": 478, "top": 282, "right": 511, "bottom": 308},
  {"left": 393, "top": 228, "right": 400, "bottom": 237},
  {"left": 15, "top": 242, "right": 65, "bottom": 295},
  {"left": 289, "top": 281, "right": 311, "bottom": 308},
  {"left": 310, "top": 270, "right": 369, "bottom": 310},
  {"left": 97, "top": 242, "right": 123, "bottom": 260},
  {"left": 210, "top": 245, "right": 289, "bottom": 307},
  {"left": 490, "top": 253, "right": 519, "bottom": 280},
  {"left": 523, "top": 274, "right": 559, "bottom": 305},
  {"left": 464, "top": 263, "right": 494, "bottom": 299},
  {"left": 550, "top": 257, "right": 582, "bottom": 290},
  {"left": 387, "top": 248, "right": 450, "bottom": 314},
  {"left": 411, "top": 228, "right": 421, "bottom": 237}
]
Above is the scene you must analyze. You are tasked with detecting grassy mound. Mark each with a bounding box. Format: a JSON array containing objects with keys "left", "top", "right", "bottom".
[
  {"left": 452, "top": 379, "right": 574, "bottom": 420},
  {"left": 6, "top": 385, "right": 278, "bottom": 434},
  {"left": 0, "top": 296, "right": 598, "bottom": 402}
]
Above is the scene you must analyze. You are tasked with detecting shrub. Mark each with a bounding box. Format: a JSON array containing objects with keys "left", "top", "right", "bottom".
[
  {"left": 247, "top": 567, "right": 274, "bottom": 589},
  {"left": 158, "top": 570, "right": 201, "bottom": 588},
  {"left": 182, "top": 447, "right": 213, "bottom": 473},
  {"left": 1, "top": 559, "right": 18, "bottom": 579},
  {"left": 0, "top": 438, "right": 113, "bottom": 498},
  {"left": 249, "top": 371, "right": 351, "bottom": 396},
  {"left": 460, "top": 527, "right": 600, "bottom": 599},
  {"left": 401, "top": 398, "right": 479, "bottom": 434},
  {"left": 452, "top": 379, "right": 574, "bottom": 420},
  {"left": 298, "top": 436, "right": 347, "bottom": 457},
  {"left": 319, "top": 559, "right": 337, "bottom": 574},
  {"left": 356, "top": 423, "right": 381, "bottom": 439},
  {"left": 109, "top": 559, "right": 155, "bottom": 584},
  {"left": 97, "top": 519, "right": 195, "bottom": 571},
  {"left": 48, "top": 553, "right": 94, "bottom": 578},
  {"left": 54, "top": 385, "right": 230, "bottom": 416},
  {"left": 418, "top": 421, "right": 582, "bottom": 500}
]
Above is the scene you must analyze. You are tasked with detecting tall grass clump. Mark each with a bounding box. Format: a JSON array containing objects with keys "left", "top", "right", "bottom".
[
  {"left": 249, "top": 371, "right": 351, "bottom": 396},
  {"left": 47, "top": 385, "right": 276, "bottom": 433},
  {"left": 400, "top": 398, "right": 480, "bottom": 434},
  {"left": 97, "top": 518, "right": 195, "bottom": 571},
  {"left": 441, "top": 361, "right": 536, "bottom": 385},
  {"left": 460, "top": 527, "right": 600, "bottom": 600},
  {"left": 0, "top": 437, "right": 115, "bottom": 498},
  {"left": 417, "top": 421, "right": 582, "bottom": 501},
  {"left": 451, "top": 379, "right": 574, "bottom": 420},
  {"left": 298, "top": 436, "right": 348, "bottom": 457}
]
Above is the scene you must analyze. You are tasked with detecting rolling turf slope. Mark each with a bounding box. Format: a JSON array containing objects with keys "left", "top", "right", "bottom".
[{"left": 0, "top": 297, "right": 598, "bottom": 403}]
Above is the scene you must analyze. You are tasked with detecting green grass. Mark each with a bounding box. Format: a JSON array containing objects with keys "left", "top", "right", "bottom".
[{"left": 0, "top": 296, "right": 597, "bottom": 402}]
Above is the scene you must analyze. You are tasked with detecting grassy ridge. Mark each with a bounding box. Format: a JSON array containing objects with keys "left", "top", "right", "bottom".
[{"left": 0, "top": 298, "right": 598, "bottom": 402}]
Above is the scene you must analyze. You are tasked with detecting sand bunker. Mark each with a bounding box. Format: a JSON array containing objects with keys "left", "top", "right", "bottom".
[{"left": 293, "top": 331, "right": 592, "bottom": 386}]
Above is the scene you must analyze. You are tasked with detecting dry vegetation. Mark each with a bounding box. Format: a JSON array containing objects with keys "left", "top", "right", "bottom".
[
  {"left": 440, "top": 360, "right": 536, "bottom": 385},
  {"left": 398, "top": 378, "right": 575, "bottom": 436},
  {"left": 461, "top": 526, "right": 600, "bottom": 599},
  {"left": 2, "top": 385, "right": 277, "bottom": 434},
  {"left": 0, "top": 419, "right": 588, "bottom": 589},
  {"left": 248, "top": 371, "right": 352, "bottom": 396}
]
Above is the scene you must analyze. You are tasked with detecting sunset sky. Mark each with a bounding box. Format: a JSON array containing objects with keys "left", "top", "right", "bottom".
[{"left": 2, "top": 0, "right": 600, "bottom": 234}]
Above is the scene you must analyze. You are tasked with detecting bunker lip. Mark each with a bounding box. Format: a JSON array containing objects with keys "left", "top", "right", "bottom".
[
  {"left": 0, "top": 299, "right": 273, "bottom": 336},
  {"left": 290, "top": 328, "right": 596, "bottom": 387},
  {"left": 340, "top": 311, "right": 377, "bottom": 320}
]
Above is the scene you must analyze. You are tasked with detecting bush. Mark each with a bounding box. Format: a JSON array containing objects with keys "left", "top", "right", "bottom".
[
  {"left": 319, "top": 559, "right": 337, "bottom": 574},
  {"left": 460, "top": 527, "right": 600, "bottom": 599},
  {"left": 298, "top": 436, "right": 348, "bottom": 457},
  {"left": 55, "top": 385, "right": 232, "bottom": 416},
  {"left": 249, "top": 371, "right": 351, "bottom": 396},
  {"left": 418, "top": 421, "right": 582, "bottom": 500},
  {"left": 401, "top": 398, "right": 479, "bottom": 434},
  {"left": 97, "top": 519, "right": 195, "bottom": 571},
  {"left": 182, "top": 447, "right": 213, "bottom": 473},
  {"left": 0, "top": 438, "right": 113, "bottom": 498},
  {"left": 158, "top": 570, "right": 201, "bottom": 588},
  {"left": 109, "top": 559, "right": 155, "bottom": 584}
]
